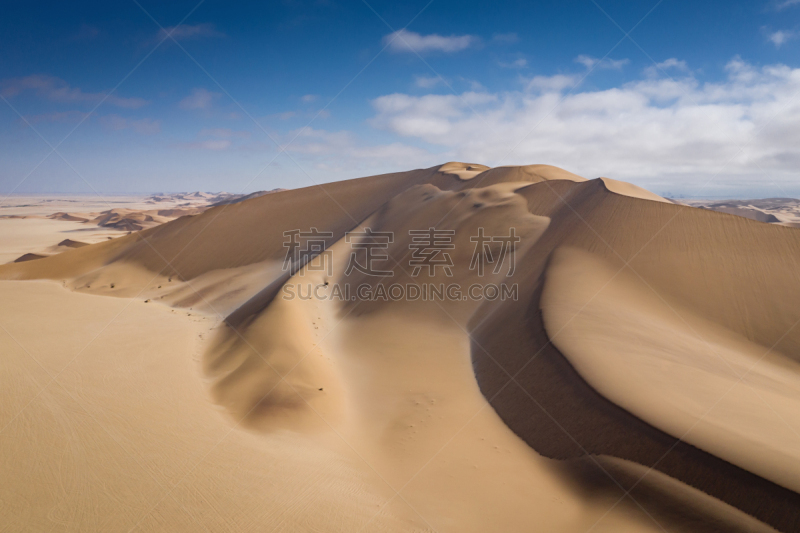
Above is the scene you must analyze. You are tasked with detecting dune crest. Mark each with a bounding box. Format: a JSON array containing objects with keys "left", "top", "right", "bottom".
[
  {"left": 599, "top": 176, "right": 672, "bottom": 203},
  {"left": 2, "top": 163, "right": 800, "bottom": 531},
  {"left": 438, "top": 161, "right": 491, "bottom": 180},
  {"left": 542, "top": 246, "right": 800, "bottom": 494}
]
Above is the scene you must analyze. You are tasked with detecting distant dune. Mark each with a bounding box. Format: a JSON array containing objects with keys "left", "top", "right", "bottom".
[
  {"left": 47, "top": 211, "right": 89, "bottom": 222},
  {"left": 57, "top": 239, "right": 89, "bottom": 248},
  {"left": 685, "top": 198, "right": 800, "bottom": 225},
  {"left": 13, "top": 252, "right": 47, "bottom": 263},
  {"left": 1, "top": 163, "right": 798, "bottom": 532}
]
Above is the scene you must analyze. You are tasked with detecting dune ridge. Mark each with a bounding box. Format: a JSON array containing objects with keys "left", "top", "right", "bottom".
[{"left": 1, "top": 163, "right": 799, "bottom": 531}]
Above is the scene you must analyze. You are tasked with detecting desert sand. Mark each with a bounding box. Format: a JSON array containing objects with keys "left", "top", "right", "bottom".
[
  {"left": 1, "top": 163, "right": 798, "bottom": 532},
  {"left": 682, "top": 198, "right": 800, "bottom": 227}
]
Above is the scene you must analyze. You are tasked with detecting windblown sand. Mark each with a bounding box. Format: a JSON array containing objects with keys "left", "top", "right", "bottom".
[{"left": 1, "top": 163, "right": 797, "bottom": 532}]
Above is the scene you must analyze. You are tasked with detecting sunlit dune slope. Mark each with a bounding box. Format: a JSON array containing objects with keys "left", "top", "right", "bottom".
[
  {"left": 2, "top": 162, "right": 799, "bottom": 532},
  {"left": 470, "top": 177, "right": 800, "bottom": 531}
]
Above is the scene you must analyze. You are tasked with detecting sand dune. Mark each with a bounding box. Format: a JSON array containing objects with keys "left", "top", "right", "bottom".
[
  {"left": 685, "top": 198, "right": 800, "bottom": 224},
  {"left": 13, "top": 252, "right": 47, "bottom": 263},
  {"left": 57, "top": 239, "right": 89, "bottom": 248},
  {"left": 0, "top": 194, "right": 237, "bottom": 266},
  {"left": 599, "top": 177, "right": 672, "bottom": 204},
  {"left": 48, "top": 212, "right": 90, "bottom": 222},
  {"left": 1, "top": 162, "right": 799, "bottom": 531},
  {"left": 543, "top": 247, "right": 800, "bottom": 493}
]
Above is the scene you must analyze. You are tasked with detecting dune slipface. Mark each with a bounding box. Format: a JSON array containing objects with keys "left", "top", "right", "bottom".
[{"left": 1, "top": 162, "right": 798, "bottom": 532}]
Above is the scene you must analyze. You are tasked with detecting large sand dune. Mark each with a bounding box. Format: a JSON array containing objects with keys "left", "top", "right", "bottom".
[{"left": 1, "top": 162, "right": 798, "bottom": 531}]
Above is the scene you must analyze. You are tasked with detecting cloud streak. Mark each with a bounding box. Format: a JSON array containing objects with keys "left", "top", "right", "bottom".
[
  {"left": 414, "top": 75, "right": 443, "bottom": 88},
  {"left": 383, "top": 29, "right": 476, "bottom": 53},
  {"left": 777, "top": 0, "right": 800, "bottom": 10},
  {"left": 179, "top": 139, "right": 232, "bottom": 151},
  {"left": 199, "top": 127, "right": 250, "bottom": 139},
  {"left": 179, "top": 88, "right": 221, "bottom": 110},
  {"left": 499, "top": 58, "right": 527, "bottom": 69},
  {"left": 22, "top": 110, "right": 90, "bottom": 124},
  {"left": 274, "top": 127, "right": 437, "bottom": 175},
  {"left": 644, "top": 58, "right": 690, "bottom": 77},
  {"left": 1, "top": 75, "right": 147, "bottom": 108},
  {"left": 574, "top": 55, "right": 630, "bottom": 70},
  {"left": 100, "top": 115, "right": 161, "bottom": 135},
  {"left": 158, "top": 23, "right": 223, "bottom": 42}
]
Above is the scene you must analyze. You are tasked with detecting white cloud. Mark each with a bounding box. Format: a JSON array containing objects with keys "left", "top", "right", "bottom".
[
  {"left": 179, "top": 88, "right": 220, "bottom": 110},
  {"left": 575, "top": 55, "right": 630, "bottom": 70},
  {"left": 777, "top": 0, "right": 800, "bottom": 9},
  {"left": 367, "top": 57, "right": 800, "bottom": 193},
  {"left": 100, "top": 115, "right": 161, "bottom": 135},
  {"left": 525, "top": 74, "right": 579, "bottom": 93},
  {"left": 644, "top": 58, "right": 690, "bottom": 77},
  {"left": 370, "top": 92, "right": 497, "bottom": 138},
  {"left": 279, "top": 127, "right": 437, "bottom": 171},
  {"left": 768, "top": 30, "right": 796, "bottom": 47},
  {"left": 173, "top": 127, "right": 249, "bottom": 151},
  {"left": 23, "top": 110, "right": 89, "bottom": 124},
  {"left": 414, "top": 75, "right": 443, "bottom": 88},
  {"left": 181, "top": 139, "right": 232, "bottom": 151},
  {"left": 383, "top": 29, "right": 476, "bottom": 53},
  {"left": 461, "top": 77, "right": 486, "bottom": 92},
  {"left": 1, "top": 75, "right": 147, "bottom": 108},
  {"left": 198, "top": 127, "right": 249, "bottom": 139},
  {"left": 301, "top": 94, "right": 318, "bottom": 103},
  {"left": 574, "top": 55, "right": 596, "bottom": 69},
  {"left": 656, "top": 58, "right": 689, "bottom": 70},
  {"left": 158, "top": 23, "right": 223, "bottom": 42}
]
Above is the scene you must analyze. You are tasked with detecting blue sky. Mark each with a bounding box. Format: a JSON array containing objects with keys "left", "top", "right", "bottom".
[{"left": 2, "top": 0, "right": 800, "bottom": 197}]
